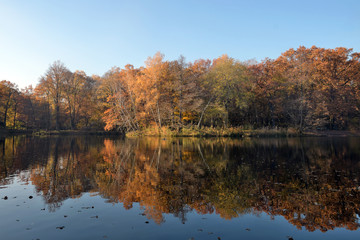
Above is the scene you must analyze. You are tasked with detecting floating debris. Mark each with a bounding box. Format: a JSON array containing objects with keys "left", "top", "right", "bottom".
[
  {"left": 245, "top": 228, "right": 251, "bottom": 231},
  {"left": 145, "top": 221, "right": 149, "bottom": 224},
  {"left": 29, "top": 196, "right": 33, "bottom": 199},
  {"left": 64, "top": 215, "right": 68, "bottom": 218},
  {"left": 197, "top": 229, "right": 203, "bottom": 232},
  {"left": 56, "top": 226, "right": 65, "bottom": 230},
  {"left": 91, "top": 216, "right": 99, "bottom": 219},
  {"left": 3, "top": 196, "right": 8, "bottom": 200}
]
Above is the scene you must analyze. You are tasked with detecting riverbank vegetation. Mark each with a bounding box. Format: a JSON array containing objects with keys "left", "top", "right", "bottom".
[{"left": 1, "top": 46, "right": 359, "bottom": 134}]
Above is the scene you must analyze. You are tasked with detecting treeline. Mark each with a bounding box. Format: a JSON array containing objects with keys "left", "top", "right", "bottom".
[
  {"left": 1, "top": 46, "right": 359, "bottom": 132},
  {"left": 0, "top": 64, "right": 101, "bottom": 130}
]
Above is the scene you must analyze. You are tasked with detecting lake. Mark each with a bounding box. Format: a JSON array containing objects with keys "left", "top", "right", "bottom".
[{"left": 0, "top": 135, "right": 359, "bottom": 240}]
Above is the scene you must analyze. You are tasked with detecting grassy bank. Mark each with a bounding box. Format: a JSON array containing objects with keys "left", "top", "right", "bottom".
[
  {"left": 0, "top": 129, "right": 34, "bottom": 135},
  {"left": 2, "top": 127, "right": 359, "bottom": 138},
  {"left": 127, "top": 126, "right": 301, "bottom": 138},
  {"left": 0, "top": 129, "right": 123, "bottom": 136},
  {"left": 31, "top": 130, "right": 123, "bottom": 136},
  {"left": 126, "top": 126, "right": 360, "bottom": 138}
]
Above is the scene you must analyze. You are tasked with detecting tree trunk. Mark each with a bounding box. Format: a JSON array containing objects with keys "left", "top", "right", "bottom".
[
  {"left": 3, "top": 95, "right": 11, "bottom": 128},
  {"left": 156, "top": 101, "right": 162, "bottom": 131},
  {"left": 197, "top": 96, "right": 213, "bottom": 129},
  {"left": 13, "top": 102, "right": 17, "bottom": 129},
  {"left": 55, "top": 103, "right": 60, "bottom": 130}
]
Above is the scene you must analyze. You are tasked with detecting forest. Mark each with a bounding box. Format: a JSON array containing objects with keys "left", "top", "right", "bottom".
[{"left": 1, "top": 46, "right": 359, "bottom": 133}]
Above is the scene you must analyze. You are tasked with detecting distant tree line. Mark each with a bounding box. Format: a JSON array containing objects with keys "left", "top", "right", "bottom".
[{"left": 0, "top": 46, "right": 359, "bottom": 132}]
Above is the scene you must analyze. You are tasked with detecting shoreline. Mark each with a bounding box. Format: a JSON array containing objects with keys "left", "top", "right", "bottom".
[
  {"left": 0, "top": 129, "right": 123, "bottom": 136},
  {"left": 1, "top": 128, "right": 359, "bottom": 138},
  {"left": 126, "top": 128, "right": 360, "bottom": 138}
]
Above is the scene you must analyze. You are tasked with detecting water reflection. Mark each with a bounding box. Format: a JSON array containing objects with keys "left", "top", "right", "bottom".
[{"left": 1, "top": 136, "right": 360, "bottom": 232}]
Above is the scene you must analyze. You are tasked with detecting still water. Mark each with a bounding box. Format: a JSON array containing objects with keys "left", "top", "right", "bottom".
[{"left": 0, "top": 135, "right": 359, "bottom": 240}]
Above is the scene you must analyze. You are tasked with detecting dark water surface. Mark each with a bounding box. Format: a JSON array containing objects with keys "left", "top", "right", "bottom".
[{"left": 0, "top": 136, "right": 360, "bottom": 240}]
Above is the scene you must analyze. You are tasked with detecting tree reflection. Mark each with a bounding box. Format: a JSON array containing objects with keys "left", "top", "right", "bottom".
[{"left": 1, "top": 136, "right": 360, "bottom": 231}]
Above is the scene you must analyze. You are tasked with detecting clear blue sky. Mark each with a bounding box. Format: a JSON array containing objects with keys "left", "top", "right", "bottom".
[{"left": 1, "top": 0, "right": 359, "bottom": 88}]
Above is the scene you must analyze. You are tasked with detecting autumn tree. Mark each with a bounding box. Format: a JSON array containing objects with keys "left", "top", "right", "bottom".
[
  {"left": 135, "top": 52, "right": 172, "bottom": 131},
  {"left": 267, "top": 47, "right": 314, "bottom": 132},
  {"left": 310, "top": 47, "right": 360, "bottom": 129},
  {"left": 168, "top": 56, "right": 204, "bottom": 130},
  {"left": 36, "top": 61, "right": 71, "bottom": 130},
  {"left": 63, "top": 70, "right": 98, "bottom": 129},
  {"left": 185, "top": 59, "right": 212, "bottom": 128},
  {"left": 249, "top": 46, "right": 360, "bottom": 130},
  {"left": 17, "top": 86, "right": 37, "bottom": 129},
  {"left": 202, "top": 55, "right": 253, "bottom": 127},
  {"left": 100, "top": 65, "right": 140, "bottom": 131},
  {"left": 0, "top": 80, "right": 18, "bottom": 128}
]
